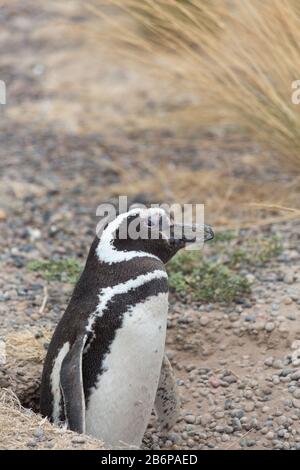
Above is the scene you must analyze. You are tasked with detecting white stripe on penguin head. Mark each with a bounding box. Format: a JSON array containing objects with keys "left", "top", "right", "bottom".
[{"left": 96, "top": 208, "right": 167, "bottom": 264}]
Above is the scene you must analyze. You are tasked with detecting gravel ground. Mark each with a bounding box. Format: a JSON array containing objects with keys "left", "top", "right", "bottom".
[
  {"left": 144, "top": 228, "right": 300, "bottom": 450},
  {"left": 1, "top": 1, "right": 300, "bottom": 451}
]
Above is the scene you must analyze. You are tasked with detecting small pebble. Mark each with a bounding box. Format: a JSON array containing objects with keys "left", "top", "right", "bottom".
[
  {"left": 200, "top": 316, "right": 209, "bottom": 327},
  {"left": 265, "top": 322, "right": 275, "bottom": 332}
]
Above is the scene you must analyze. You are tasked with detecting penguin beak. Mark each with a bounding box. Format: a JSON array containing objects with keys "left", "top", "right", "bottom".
[{"left": 169, "top": 223, "right": 214, "bottom": 245}]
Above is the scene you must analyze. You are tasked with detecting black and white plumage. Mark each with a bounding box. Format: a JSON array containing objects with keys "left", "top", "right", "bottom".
[{"left": 40, "top": 208, "right": 214, "bottom": 447}]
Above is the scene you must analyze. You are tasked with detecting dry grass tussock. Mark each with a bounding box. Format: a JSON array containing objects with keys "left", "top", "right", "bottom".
[
  {"left": 5, "top": 329, "right": 52, "bottom": 363},
  {"left": 0, "top": 389, "right": 105, "bottom": 450},
  {"left": 0, "top": 329, "right": 52, "bottom": 410},
  {"left": 89, "top": 0, "right": 300, "bottom": 174},
  {"left": 0, "top": 331, "right": 106, "bottom": 449},
  {"left": 112, "top": 164, "right": 300, "bottom": 229},
  {"left": 78, "top": 0, "right": 300, "bottom": 225}
]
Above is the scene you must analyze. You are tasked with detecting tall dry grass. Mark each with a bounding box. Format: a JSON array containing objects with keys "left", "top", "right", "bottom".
[{"left": 90, "top": 0, "right": 300, "bottom": 171}]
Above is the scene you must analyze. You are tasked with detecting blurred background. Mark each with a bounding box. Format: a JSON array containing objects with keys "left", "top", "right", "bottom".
[
  {"left": 1, "top": 0, "right": 300, "bottom": 451},
  {"left": 1, "top": 0, "right": 300, "bottom": 230}
]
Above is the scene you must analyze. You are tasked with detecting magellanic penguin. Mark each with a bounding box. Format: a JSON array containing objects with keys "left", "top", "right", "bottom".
[{"left": 40, "top": 207, "right": 214, "bottom": 448}]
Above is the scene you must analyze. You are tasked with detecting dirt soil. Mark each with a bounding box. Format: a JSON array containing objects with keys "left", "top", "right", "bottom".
[{"left": 1, "top": 1, "right": 300, "bottom": 451}]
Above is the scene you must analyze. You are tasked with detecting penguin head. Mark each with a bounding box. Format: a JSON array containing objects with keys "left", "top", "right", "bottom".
[{"left": 98, "top": 207, "right": 214, "bottom": 264}]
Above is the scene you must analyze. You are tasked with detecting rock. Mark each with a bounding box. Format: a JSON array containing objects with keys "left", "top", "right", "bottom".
[
  {"left": 232, "top": 418, "right": 242, "bottom": 431},
  {"left": 231, "top": 409, "right": 245, "bottom": 419},
  {"left": 272, "top": 375, "right": 280, "bottom": 385},
  {"left": 288, "top": 289, "right": 299, "bottom": 302},
  {"left": 0, "top": 209, "right": 7, "bottom": 221},
  {"left": 245, "top": 439, "right": 256, "bottom": 447},
  {"left": 291, "top": 370, "right": 300, "bottom": 381},
  {"left": 280, "top": 368, "right": 292, "bottom": 377},
  {"left": 265, "top": 322, "right": 275, "bottom": 332},
  {"left": 244, "top": 390, "right": 253, "bottom": 399},
  {"left": 292, "top": 399, "right": 300, "bottom": 409},
  {"left": 273, "top": 359, "right": 284, "bottom": 369},
  {"left": 223, "top": 375, "right": 237, "bottom": 385},
  {"left": 209, "top": 377, "right": 220, "bottom": 388},
  {"left": 284, "top": 273, "right": 294, "bottom": 284},
  {"left": 200, "top": 316, "right": 209, "bottom": 326},
  {"left": 164, "top": 439, "right": 172, "bottom": 448},
  {"left": 185, "top": 415, "right": 196, "bottom": 424},
  {"left": 271, "top": 303, "right": 280, "bottom": 312},
  {"left": 264, "top": 357, "right": 274, "bottom": 367},
  {"left": 33, "top": 428, "right": 44, "bottom": 440},
  {"left": 245, "top": 402, "right": 255, "bottom": 412},
  {"left": 187, "top": 438, "right": 194, "bottom": 448},
  {"left": 169, "top": 433, "right": 180, "bottom": 444},
  {"left": 200, "top": 414, "right": 211, "bottom": 426}
]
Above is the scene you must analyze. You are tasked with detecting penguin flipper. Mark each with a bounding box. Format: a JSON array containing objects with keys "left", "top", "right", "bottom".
[
  {"left": 60, "top": 334, "right": 87, "bottom": 434},
  {"left": 154, "top": 355, "right": 180, "bottom": 433}
]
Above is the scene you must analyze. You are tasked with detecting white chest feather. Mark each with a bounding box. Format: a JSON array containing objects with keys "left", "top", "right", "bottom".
[
  {"left": 85, "top": 292, "right": 169, "bottom": 448},
  {"left": 50, "top": 342, "right": 70, "bottom": 423}
]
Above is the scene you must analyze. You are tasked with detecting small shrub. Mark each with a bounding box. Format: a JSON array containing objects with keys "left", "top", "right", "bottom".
[
  {"left": 167, "top": 233, "right": 282, "bottom": 303},
  {"left": 168, "top": 258, "right": 251, "bottom": 303},
  {"left": 27, "top": 259, "right": 82, "bottom": 283}
]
